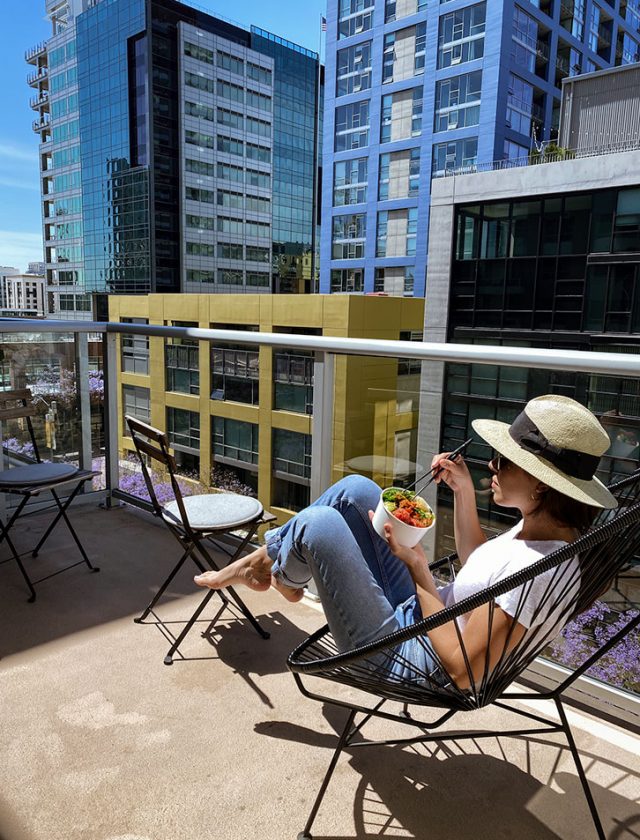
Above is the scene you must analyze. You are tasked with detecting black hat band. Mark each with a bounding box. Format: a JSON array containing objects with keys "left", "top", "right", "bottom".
[{"left": 508, "top": 410, "right": 601, "bottom": 481}]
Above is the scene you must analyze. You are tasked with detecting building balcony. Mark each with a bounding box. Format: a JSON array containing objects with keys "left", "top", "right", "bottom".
[
  {"left": 25, "top": 40, "right": 47, "bottom": 64},
  {"left": 32, "top": 115, "right": 51, "bottom": 133},
  {"left": 556, "top": 53, "right": 571, "bottom": 77},
  {"left": 27, "top": 67, "right": 48, "bottom": 87},
  {"left": 29, "top": 91, "right": 49, "bottom": 111},
  {"left": 1, "top": 316, "right": 639, "bottom": 838}
]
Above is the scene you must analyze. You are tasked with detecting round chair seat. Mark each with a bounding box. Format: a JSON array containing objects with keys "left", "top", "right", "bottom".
[
  {"left": 0, "top": 462, "right": 79, "bottom": 486},
  {"left": 162, "top": 493, "right": 263, "bottom": 531}
]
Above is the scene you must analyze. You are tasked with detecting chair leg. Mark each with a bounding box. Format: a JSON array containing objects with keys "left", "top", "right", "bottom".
[
  {"left": 0, "top": 524, "right": 37, "bottom": 602},
  {"left": 554, "top": 696, "right": 606, "bottom": 840},
  {"left": 224, "top": 584, "right": 270, "bottom": 640},
  {"left": 298, "top": 708, "right": 358, "bottom": 840},
  {"left": 163, "top": 588, "right": 217, "bottom": 665},
  {"left": 34, "top": 487, "right": 98, "bottom": 575},
  {"left": 134, "top": 545, "right": 198, "bottom": 623}
]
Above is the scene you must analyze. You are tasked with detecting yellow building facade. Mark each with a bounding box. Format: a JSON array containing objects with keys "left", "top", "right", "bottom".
[{"left": 110, "top": 294, "right": 425, "bottom": 520}]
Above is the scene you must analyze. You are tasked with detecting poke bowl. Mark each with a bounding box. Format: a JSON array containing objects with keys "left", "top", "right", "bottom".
[{"left": 372, "top": 487, "right": 436, "bottom": 547}]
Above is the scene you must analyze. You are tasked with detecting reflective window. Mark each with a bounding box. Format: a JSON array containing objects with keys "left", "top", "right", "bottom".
[
  {"left": 432, "top": 138, "right": 477, "bottom": 174},
  {"left": 336, "top": 41, "right": 372, "bottom": 97},
  {"left": 438, "top": 4, "right": 485, "bottom": 69},
  {"left": 334, "top": 157, "right": 368, "bottom": 206},
  {"left": 334, "top": 100, "right": 370, "bottom": 152},
  {"left": 434, "top": 71, "right": 482, "bottom": 132},
  {"left": 331, "top": 268, "right": 364, "bottom": 292},
  {"left": 338, "top": 0, "right": 374, "bottom": 39},
  {"left": 332, "top": 213, "right": 366, "bottom": 259}
]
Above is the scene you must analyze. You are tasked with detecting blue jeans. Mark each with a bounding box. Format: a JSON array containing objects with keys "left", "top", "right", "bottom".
[{"left": 265, "top": 475, "right": 447, "bottom": 685}]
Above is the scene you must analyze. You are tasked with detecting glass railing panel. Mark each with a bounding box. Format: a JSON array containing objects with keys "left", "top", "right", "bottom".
[{"left": 0, "top": 329, "right": 105, "bottom": 506}]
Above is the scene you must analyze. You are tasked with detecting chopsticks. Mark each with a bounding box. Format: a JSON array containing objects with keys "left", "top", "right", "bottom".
[{"left": 406, "top": 437, "right": 473, "bottom": 496}]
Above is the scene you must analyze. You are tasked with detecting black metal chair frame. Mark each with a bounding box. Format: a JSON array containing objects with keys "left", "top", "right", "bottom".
[
  {"left": 288, "top": 471, "right": 640, "bottom": 840},
  {"left": 126, "top": 415, "right": 275, "bottom": 664},
  {"left": 0, "top": 388, "right": 99, "bottom": 601}
]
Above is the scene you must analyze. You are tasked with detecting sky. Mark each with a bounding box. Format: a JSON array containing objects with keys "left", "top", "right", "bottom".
[{"left": 0, "top": 0, "right": 326, "bottom": 273}]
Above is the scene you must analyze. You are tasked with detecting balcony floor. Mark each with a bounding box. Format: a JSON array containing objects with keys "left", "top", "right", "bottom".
[{"left": 1, "top": 502, "right": 639, "bottom": 840}]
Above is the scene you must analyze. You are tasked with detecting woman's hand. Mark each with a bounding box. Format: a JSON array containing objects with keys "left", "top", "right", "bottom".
[
  {"left": 368, "top": 510, "right": 427, "bottom": 573},
  {"left": 430, "top": 451, "right": 474, "bottom": 495}
]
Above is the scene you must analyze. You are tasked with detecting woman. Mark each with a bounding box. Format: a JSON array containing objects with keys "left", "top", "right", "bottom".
[{"left": 195, "top": 395, "right": 617, "bottom": 689}]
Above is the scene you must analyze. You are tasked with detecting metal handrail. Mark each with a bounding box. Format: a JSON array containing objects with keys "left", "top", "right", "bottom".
[
  {"left": 434, "top": 137, "right": 640, "bottom": 177},
  {"left": 1, "top": 317, "right": 640, "bottom": 378}
]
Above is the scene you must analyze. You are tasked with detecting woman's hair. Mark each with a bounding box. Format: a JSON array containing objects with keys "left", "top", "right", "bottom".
[{"left": 534, "top": 487, "right": 597, "bottom": 534}]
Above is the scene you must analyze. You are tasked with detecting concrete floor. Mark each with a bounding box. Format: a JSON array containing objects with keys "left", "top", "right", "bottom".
[{"left": 1, "top": 501, "right": 639, "bottom": 840}]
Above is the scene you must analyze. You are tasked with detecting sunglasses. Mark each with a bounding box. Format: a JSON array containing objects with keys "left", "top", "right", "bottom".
[{"left": 490, "top": 454, "right": 512, "bottom": 472}]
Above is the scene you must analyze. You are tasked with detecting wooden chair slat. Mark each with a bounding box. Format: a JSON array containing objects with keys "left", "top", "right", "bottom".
[
  {"left": 0, "top": 405, "right": 38, "bottom": 421},
  {"left": 0, "top": 388, "right": 33, "bottom": 402}
]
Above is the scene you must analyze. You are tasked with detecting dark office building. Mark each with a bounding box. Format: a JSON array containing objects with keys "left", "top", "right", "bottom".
[{"left": 28, "top": 0, "right": 323, "bottom": 318}]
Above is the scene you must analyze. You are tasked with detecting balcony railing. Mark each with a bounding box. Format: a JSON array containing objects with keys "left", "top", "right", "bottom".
[
  {"left": 434, "top": 136, "right": 640, "bottom": 177},
  {"left": 1, "top": 316, "right": 639, "bottom": 726},
  {"left": 32, "top": 115, "right": 51, "bottom": 133},
  {"left": 27, "top": 67, "right": 48, "bottom": 86},
  {"left": 29, "top": 91, "right": 49, "bottom": 110},
  {"left": 25, "top": 41, "right": 47, "bottom": 64}
]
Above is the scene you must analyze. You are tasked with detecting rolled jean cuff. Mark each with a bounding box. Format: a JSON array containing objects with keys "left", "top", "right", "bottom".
[{"left": 264, "top": 527, "right": 282, "bottom": 564}]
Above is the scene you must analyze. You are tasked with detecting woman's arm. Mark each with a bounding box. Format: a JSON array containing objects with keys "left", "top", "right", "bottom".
[
  {"left": 431, "top": 453, "right": 486, "bottom": 564},
  {"left": 379, "top": 519, "right": 524, "bottom": 690}
]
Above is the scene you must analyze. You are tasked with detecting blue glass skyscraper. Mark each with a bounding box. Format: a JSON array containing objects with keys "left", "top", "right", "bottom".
[
  {"left": 27, "top": 0, "right": 322, "bottom": 318},
  {"left": 320, "top": 0, "right": 640, "bottom": 297}
]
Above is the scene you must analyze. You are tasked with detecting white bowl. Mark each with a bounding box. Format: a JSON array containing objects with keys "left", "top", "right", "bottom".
[{"left": 372, "top": 487, "right": 435, "bottom": 548}]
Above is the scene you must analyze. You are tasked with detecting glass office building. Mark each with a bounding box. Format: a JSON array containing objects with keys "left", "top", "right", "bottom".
[
  {"left": 28, "top": 0, "right": 322, "bottom": 317},
  {"left": 320, "top": 0, "right": 640, "bottom": 297}
]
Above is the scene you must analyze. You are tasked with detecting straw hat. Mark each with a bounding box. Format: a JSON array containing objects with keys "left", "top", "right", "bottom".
[{"left": 472, "top": 395, "right": 617, "bottom": 509}]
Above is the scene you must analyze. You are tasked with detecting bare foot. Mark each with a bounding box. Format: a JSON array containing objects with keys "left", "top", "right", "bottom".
[
  {"left": 194, "top": 545, "right": 272, "bottom": 593},
  {"left": 271, "top": 574, "right": 305, "bottom": 603}
]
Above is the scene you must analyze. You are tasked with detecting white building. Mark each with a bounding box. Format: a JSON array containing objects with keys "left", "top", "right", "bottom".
[{"left": 0, "top": 273, "right": 47, "bottom": 317}]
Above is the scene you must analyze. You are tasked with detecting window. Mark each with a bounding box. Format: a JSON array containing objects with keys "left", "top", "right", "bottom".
[
  {"left": 334, "top": 157, "right": 368, "bottom": 206},
  {"left": 246, "top": 271, "right": 270, "bottom": 286},
  {"left": 246, "top": 169, "right": 270, "bottom": 190},
  {"left": 336, "top": 41, "right": 372, "bottom": 96},
  {"left": 217, "top": 79, "right": 244, "bottom": 104},
  {"left": 374, "top": 266, "right": 415, "bottom": 296},
  {"left": 506, "top": 73, "right": 543, "bottom": 137},
  {"left": 332, "top": 214, "right": 366, "bottom": 259},
  {"left": 246, "top": 116, "right": 271, "bottom": 138},
  {"left": 376, "top": 208, "right": 418, "bottom": 257},
  {"left": 217, "top": 269, "right": 244, "bottom": 285},
  {"left": 273, "top": 429, "right": 312, "bottom": 480},
  {"left": 186, "top": 214, "right": 214, "bottom": 231},
  {"left": 166, "top": 341, "right": 199, "bottom": 396},
  {"left": 121, "top": 318, "right": 149, "bottom": 375},
  {"left": 217, "top": 107, "right": 243, "bottom": 130},
  {"left": 331, "top": 268, "right": 364, "bottom": 292},
  {"left": 246, "top": 90, "right": 272, "bottom": 112},
  {"left": 511, "top": 5, "right": 540, "bottom": 74},
  {"left": 246, "top": 245, "right": 270, "bottom": 262},
  {"left": 217, "top": 190, "right": 243, "bottom": 211},
  {"left": 380, "top": 88, "right": 423, "bottom": 143},
  {"left": 218, "top": 242, "right": 244, "bottom": 260},
  {"left": 211, "top": 345, "right": 259, "bottom": 404},
  {"left": 186, "top": 100, "right": 214, "bottom": 121},
  {"left": 245, "top": 220, "right": 270, "bottom": 238},
  {"left": 613, "top": 188, "right": 640, "bottom": 252},
  {"left": 185, "top": 129, "right": 214, "bottom": 149},
  {"left": 217, "top": 216, "right": 243, "bottom": 235},
  {"left": 274, "top": 351, "right": 314, "bottom": 415},
  {"left": 385, "top": 0, "right": 427, "bottom": 22},
  {"left": 186, "top": 241, "right": 215, "bottom": 257},
  {"left": 185, "top": 41, "right": 214, "bottom": 64},
  {"left": 217, "top": 135, "right": 244, "bottom": 156},
  {"left": 335, "top": 101, "right": 370, "bottom": 152},
  {"left": 187, "top": 269, "right": 215, "bottom": 284},
  {"left": 338, "top": 0, "right": 374, "bottom": 39},
  {"left": 438, "top": 3, "right": 486, "bottom": 69},
  {"left": 186, "top": 186, "right": 215, "bottom": 203},
  {"left": 247, "top": 63, "right": 272, "bottom": 85},
  {"left": 185, "top": 71, "right": 214, "bottom": 94},
  {"left": 213, "top": 417, "right": 259, "bottom": 466},
  {"left": 167, "top": 408, "right": 200, "bottom": 451},
  {"left": 503, "top": 139, "right": 529, "bottom": 161},
  {"left": 186, "top": 158, "right": 215, "bottom": 177},
  {"left": 379, "top": 148, "right": 421, "bottom": 199},
  {"left": 246, "top": 143, "right": 271, "bottom": 164},
  {"left": 217, "top": 162, "right": 243, "bottom": 183},
  {"left": 434, "top": 71, "right": 482, "bottom": 132},
  {"left": 382, "top": 24, "right": 426, "bottom": 83},
  {"left": 246, "top": 195, "right": 270, "bottom": 214},
  {"left": 432, "top": 137, "right": 478, "bottom": 174},
  {"left": 217, "top": 50, "right": 243, "bottom": 75}
]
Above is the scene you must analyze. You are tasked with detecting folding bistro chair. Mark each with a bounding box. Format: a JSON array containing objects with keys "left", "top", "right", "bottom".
[
  {"left": 288, "top": 470, "right": 640, "bottom": 840},
  {"left": 126, "top": 416, "right": 275, "bottom": 664},
  {"left": 0, "top": 388, "right": 100, "bottom": 602}
]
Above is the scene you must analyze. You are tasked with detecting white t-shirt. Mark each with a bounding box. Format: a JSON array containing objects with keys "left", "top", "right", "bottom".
[{"left": 438, "top": 521, "right": 581, "bottom": 639}]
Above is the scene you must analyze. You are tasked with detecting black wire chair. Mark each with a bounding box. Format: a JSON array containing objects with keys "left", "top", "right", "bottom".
[{"left": 288, "top": 470, "right": 640, "bottom": 840}]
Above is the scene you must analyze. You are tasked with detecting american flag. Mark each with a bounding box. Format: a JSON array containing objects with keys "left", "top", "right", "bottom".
[{"left": 321, "top": 16, "right": 327, "bottom": 31}]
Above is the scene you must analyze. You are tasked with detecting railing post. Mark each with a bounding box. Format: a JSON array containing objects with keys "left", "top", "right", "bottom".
[
  {"left": 75, "top": 332, "right": 93, "bottom": 474},
  {"left": 103, "top": 331, "right": 120, "bottom": 507},
  {"left": 310, "top": 351, "right": 335, "bottom": 502}
]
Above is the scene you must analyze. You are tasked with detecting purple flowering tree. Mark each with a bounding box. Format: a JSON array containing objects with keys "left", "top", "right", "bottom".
[{"left": 548, "top": 602, "right": 640, "bottom": 693}]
